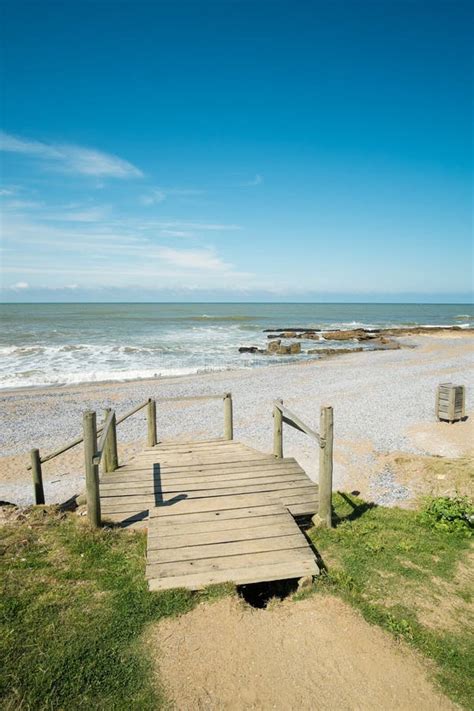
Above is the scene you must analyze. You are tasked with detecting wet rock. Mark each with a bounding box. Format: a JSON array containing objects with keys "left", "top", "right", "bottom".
[
  {"left": 290, "top": 342, "right": 301, "bottom": 354},
  {"left": 306, "top": 347, "right": 363, "bottom": 356},
  {"left": 267, "top": 340, "right": 281, "bottom": 353},
  {"left": 239, "top": 346, "right": 260, "bottom": 354}
]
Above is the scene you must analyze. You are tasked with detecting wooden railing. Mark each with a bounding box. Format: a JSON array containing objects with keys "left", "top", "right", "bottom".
[
  {"left": 273, "top": 399, "right": 334, "bottom": 528},
  {"left": 29, "top": 392, "right": 233, "bottom": 527}
]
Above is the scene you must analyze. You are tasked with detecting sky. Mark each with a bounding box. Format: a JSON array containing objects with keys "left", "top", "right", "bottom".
[{"left": 0, "top": 0, "right": 472, "bottom": 303}]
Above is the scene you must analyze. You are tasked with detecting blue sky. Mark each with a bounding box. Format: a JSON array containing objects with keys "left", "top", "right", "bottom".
[{"left": 0, "top": 0, "right": 472, "bottom": 302}]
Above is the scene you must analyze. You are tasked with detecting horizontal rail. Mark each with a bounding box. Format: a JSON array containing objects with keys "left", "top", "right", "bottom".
[
  {"left": 115, "top": 399, "right": 149, "bottom": 425},
  {"left": 154, "top": 393, "right": 227, "bottom": 403},
  {"left": 27, "top": 395, "right": 227, "bottom": 469},
  {"left": 273, "top": 400, "right": 320, "bottom": 444},
  {"left": 93, "top": 410, "right": 116, "bottom": 465},
  {"left": 27, "top": 398, "right": 150, "bottom": 469}
]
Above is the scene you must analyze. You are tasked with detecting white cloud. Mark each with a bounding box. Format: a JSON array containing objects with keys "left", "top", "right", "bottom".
[
  {"left": 140, "top": 186, "right": 204, "bottom": 206},
  {"left": 156, "top": 247, "right": 232, "bottom": 271},
  {"left": 11, "top": 281, "right": 29, "bottom": 289},
  {"left": 140, "top": 189, "right": 167, "bottom": 205},
  {"left": 153, "top": 221, "right": 242, "bottom": 231},
  {"left": 242, "top": 174, "right": 263, "bottom": 186},
  {"left": 46, "top": 206, "right": 112, "bottom": 222},
  {"left": 159, "top": 229, "right": 195, "bottom": 238},
  {"left": 0, "top": 131, "right": 143, "bottom": 178}
]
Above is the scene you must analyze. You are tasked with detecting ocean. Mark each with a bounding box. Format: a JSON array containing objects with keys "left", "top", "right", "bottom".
[{"left": 0, "top": 303, "right": 472, "bottom": 390}]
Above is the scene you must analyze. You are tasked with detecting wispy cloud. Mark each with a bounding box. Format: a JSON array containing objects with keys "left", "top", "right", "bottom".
[
  {"left": 1, "top": 213, "right": 254, "bottom": 289},
  {"left": 140, "top": 186, "right": 204, "bottom": 206},
  {"left": 156, "top": 247, "right": 232, "bottom": 271},
  {"left": 0, "top": 131, "right": 143, "bottom": 178},
  {"left": 151, "top": 221, "right": 242, "bottom": 231},
  {"left": 241, "top": 174, "right": 263, "bottom": 186}
]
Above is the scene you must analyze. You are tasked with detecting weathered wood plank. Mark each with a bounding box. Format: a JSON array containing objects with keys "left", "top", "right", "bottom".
[
  {"left": 100, "top": 474, "right": 312, "bottom": 496},
  {"left": 147, "top": 546, "right": 315, "bottom": 579},
  {"left": 147, "top": 533, "right": 307, "bottom": 565},
  {"left": 147, "top": 519, "right": 299, "bottom": 547},
  {"left": 101, "top": 483, "right": 316, "bottom": 510},
  {"left": 100, "top": 465, "right": 304, "bottom": 489},
  {"left": 147, "top": 504, "right": 286, "bottom": 526},
  {"left": 148, "top": 559, "right": 318, "bottom": 591}
]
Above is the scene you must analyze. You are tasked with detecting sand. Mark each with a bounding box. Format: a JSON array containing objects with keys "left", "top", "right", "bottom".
[
  {"left": 148, "top": 594, "right": 457, "bottom": 711},
  {"left": 0, "top": 333, "right": 472, "bottom": 507}
]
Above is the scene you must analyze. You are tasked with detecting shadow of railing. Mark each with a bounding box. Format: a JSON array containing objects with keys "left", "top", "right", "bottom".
[{"left": 153, "top": 463, "right": 187, "bottom": 508}]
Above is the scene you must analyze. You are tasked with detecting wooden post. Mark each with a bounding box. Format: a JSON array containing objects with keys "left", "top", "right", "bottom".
[
  {"left": 102, "top": 408, "right": 119, "bottom": 473},
  {"left": 273, "top": 399, "right": 283, "bottom": 458},
  {"left": 83, "top": 410, "right": 101, "bottom": 527},
  {"left": 224, "top": 392, "right": 233, "bottom": 440},
  {"left": 147, "top": 398, "right": 157, "bottom": 447},
  {"left": 108, "top": 411, "right": 119, "bottom": 471},
  {"left": 312, "top": 405, "right": 333, "bottom": 529},
  {"left": 30, "top": 448, "right": 45, "bottom": 505},
  {"left": 102, "top": 408, "right": 111, "bottom": 473}
]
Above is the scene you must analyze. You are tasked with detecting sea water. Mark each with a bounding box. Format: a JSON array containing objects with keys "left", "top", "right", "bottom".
[{"left": 0, "top": 303, "right": 472, "bottom": 390}]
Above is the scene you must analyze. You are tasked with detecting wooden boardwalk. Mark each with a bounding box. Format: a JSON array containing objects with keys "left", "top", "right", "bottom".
[{"left": 100, "top": 439, "right": 320, "bottom": 591}]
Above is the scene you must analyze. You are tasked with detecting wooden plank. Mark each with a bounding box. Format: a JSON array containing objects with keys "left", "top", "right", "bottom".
[
  {"left": 146, "top": 546, "right": 315, "bottom": 579},
  {"left": 127, "top": 454, "right": 266, "bottom": 466},
  {"left": 148, "top": 519, "right": 299, "bottom": 547},
  {"left": 147, "top": 533, "right": 307, "bottom": 565},
  {"left": 100, "top": 472, "right": 314, "bottom": 498},
  {"left": 148, "top": 558, "right": 318, "bottom": 591},
  {"left": 100, "top": 465, "right": 304, "bottom": 489},
  {"left": 100, "top": 483, "right": 316, "bottom": 509},
  {"left": 144, "top": 440, "right": 237, "bottom": 451},
  {"left": 151, "top": 492, "right": 285, "bottom": 516},
  {"left": 148, "top": 504, "right": 286, "bottom": 526},
  {"left": 101, "top": 462, "right": 303, "bottom": 482},
  {"left": 118, "top": 456, "right": 296, "bottom": 472}
]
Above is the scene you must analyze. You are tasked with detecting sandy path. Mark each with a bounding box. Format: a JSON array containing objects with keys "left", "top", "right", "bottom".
[{"left": 149, "top": 595, "right": 456, "bottom": 711}]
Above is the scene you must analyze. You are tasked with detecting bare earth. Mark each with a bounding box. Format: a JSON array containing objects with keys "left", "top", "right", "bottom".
[
  {"left": 0, "top": 333, "right": 472, "bottom": 506},
  {"left": 149, "top": 594, "right": 457, "bottom": 711}
]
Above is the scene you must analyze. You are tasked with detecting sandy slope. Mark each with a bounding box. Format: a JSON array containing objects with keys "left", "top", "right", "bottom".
[{"left": 148, "top": 594, "right": 457, "bottom": 711}]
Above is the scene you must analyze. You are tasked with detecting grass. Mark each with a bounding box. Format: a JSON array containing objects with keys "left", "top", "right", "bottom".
[
  {"left": 0, "top": 507, "right": 232, "bottom": 710},
  {"left": 2, "top": 483, "right": 473, "bottom": 709},
  {"left": 308, "top": 491, "right": 474, "bottom": 710}
]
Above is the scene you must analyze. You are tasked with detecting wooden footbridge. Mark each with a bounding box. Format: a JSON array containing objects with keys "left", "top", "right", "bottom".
[{"left": 29, "top": 393, "right": 334, "bottom": 591}]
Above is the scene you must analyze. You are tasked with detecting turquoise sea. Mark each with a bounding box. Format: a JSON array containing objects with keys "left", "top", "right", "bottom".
[{"left": 0, "top": 303, "right": 472, "bottom": 390}]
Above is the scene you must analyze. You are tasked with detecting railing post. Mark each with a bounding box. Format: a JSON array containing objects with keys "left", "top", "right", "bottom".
[
  {"left": 313, "top": 405, "right": 333, "bottom": 528},
  {"left": 30, "top": 448, "right": 45, "bottom": 505},
  {"left": 223, "top": 392, "right": 233, "bottom": 440},
  {"left": 273, "top": 399, "right": 283, "bottom": 458},
  {"left": 109, "top": 411, "right": 119, "bottom": 470},
  {"left": 83, "top": 410, "right": 101, "bottom": 527},
  {"left": 102, "top": 408, "right": 118, "bottom": 472},
  {"left": 147, "top": 398, "right": 157, "bottom": 447}
]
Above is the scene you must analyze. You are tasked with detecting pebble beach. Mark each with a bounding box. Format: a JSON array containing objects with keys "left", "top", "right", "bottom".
[{"left": 1, "top": 332, "right": 472, "bottom": 508}]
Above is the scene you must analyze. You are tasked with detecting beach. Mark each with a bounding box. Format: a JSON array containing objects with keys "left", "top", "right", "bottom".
[{"left": 1, "top": 331, "right": 472, "bottom": 508}]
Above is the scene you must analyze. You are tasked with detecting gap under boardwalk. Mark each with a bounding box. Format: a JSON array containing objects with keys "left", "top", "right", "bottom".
[{"left": 99, "top": 439, "right": 320, "bottom": 590}]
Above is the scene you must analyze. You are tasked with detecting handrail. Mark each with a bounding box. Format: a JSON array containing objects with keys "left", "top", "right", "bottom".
[
  {"left": 27, "top": 398, "right": 150, "bottom": 469},
  {"left": 155, "top": 393, "right": 226, "bottom": 403},
  {"left": 93, "top": 409, "right": 116, "bottom": 465},
  {"left": 29, "top": 391, "right": 234, "bottom": 525},
  {"left": 273, "top": 398, "right": 334, "bottom": 528},
  {"left": 273, "top": 400, "right": 320, "bottom": 444}
]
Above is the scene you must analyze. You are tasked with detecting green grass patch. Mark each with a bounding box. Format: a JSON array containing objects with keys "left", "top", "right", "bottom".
[
  {"left": 0, "top": 507, "right": 232, "bottom": 710},
  {"left": 309, "top": 492, "right": 474, "bottom": 709}
]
